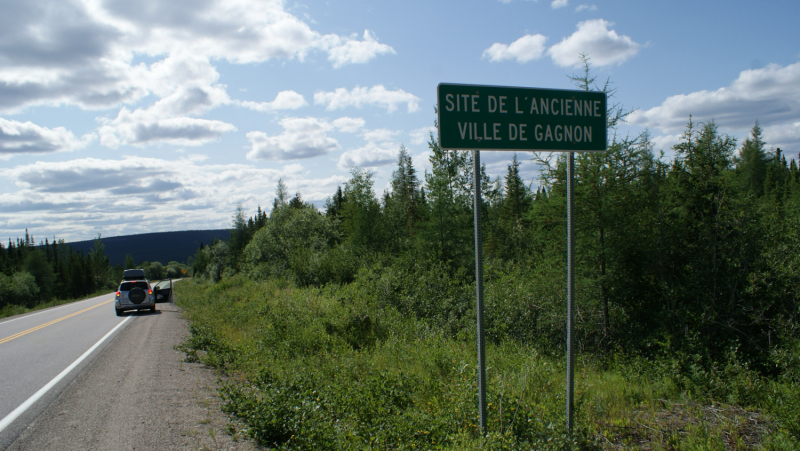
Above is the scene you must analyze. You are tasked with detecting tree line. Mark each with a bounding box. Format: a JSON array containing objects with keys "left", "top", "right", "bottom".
[
  {"left": 0, "top": 232, "right": 116, "bottom": 310},
  {"left": 191, "top": 66, "right": 800, "bottom": 376}
]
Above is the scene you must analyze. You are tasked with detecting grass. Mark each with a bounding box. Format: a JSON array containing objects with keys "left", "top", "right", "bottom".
[{"left": 174, "top": 276, "right": 800, "bottom": 450}]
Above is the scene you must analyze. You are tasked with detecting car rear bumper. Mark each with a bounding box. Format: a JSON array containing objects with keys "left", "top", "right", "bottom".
[{"left": 115, "top": 299, "right": 155, "bottom": 311}]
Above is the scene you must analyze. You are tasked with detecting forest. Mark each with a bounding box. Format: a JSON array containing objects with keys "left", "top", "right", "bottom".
[{"left": 179, "top": 68, "right": 800, "bottom": 449}]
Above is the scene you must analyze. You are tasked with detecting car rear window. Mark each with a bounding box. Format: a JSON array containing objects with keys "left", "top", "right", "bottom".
[{"left": 120, "top": 281, "right": 149, "bottom": 291}]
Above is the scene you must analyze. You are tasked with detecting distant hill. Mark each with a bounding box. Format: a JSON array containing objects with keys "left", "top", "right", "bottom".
[{"left": 66, "top": 229, "right": 230, "bottom": 266}]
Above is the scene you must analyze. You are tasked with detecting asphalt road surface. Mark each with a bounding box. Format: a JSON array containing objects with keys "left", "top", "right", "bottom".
[{"left": 0, "top": 291, "right": 257, "bottom": 450}]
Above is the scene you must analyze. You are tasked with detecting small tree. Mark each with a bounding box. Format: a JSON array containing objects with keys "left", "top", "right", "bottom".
[
  {"left": 90, "top": 235, "right": 110, "bottom": 289},
  {"left": 342, "top": 167, "right": 383, "bottom": 251},
  {"left": 24, "top": 250, "right": 54, "bottom": 302},
  {"left": 124, "top": 254, "right": 136, "bottom": 270},
  {"left": 230, "top": 203, "right": 248, "bottom": 268},
  {"left": 735, "top": 121, "right": 769, "bottom": 197},
  {"left": 273, "top": 179, "right": 289, "bottom": 210}
]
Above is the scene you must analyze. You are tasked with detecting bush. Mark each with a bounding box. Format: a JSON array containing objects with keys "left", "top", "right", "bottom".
[
  {"left": 0, "top": 271, "right": 40, "bottom": 309},
  {"left": 243, "top": 204, "right": 341, "bottom": 286},
  {"left": 144, "top": 261, "right": 165, "bottom": 280}
]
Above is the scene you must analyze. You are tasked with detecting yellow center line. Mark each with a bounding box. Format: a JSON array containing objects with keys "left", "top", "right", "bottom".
[{"left": 0, "top": 299, "right": 115, "bottom": 345}]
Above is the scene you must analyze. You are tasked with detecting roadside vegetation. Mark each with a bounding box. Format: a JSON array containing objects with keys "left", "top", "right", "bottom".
[{"left": 177, "top": 63, "right": 800, "bottom": 449}]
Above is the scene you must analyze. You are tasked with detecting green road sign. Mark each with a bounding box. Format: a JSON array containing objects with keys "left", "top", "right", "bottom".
[{"left": 437, "top": 83, "right": 607, "bottom": 152}]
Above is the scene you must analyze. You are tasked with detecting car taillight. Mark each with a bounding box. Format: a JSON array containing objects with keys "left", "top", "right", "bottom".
[
  {"left": 116, "top": 291, "right": 120, "bottom": 297},
  {"left": 148, "top": 289, "right": 153, "bottom": 295}
]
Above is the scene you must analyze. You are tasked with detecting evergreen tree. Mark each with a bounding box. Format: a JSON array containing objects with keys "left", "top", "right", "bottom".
[
  {"left": 124, "top": 254, "right": 136, "bottom": 270},
  {"left": 255, "top": 206, "right": 267, "bottom": 229},
  {"left": 735, "top": 122, "right": 769, "bottom": 197},
  {"left": 289, "top": 192, "right": 304, "bottom": 209},
  {"left": 385, "top": 146, "right": 423, "bottom": 252},
  {"left": 342, "top": 167, "right": 383, "bottom": 251},
  {"left": 325, "top": 186, "right": 346, "bottom": 219},
  {"left": 229, "top": 203, "right": 248, "bottom": 268},
  {"left": 500, "top": 154, "right": 531, "bottom": 223},
  {"left": 24, "top": 250, "right": 55, "bottom": 302},
  {"left": 421, "top": 140, "right": 469, "bottom": 265},
  {"left": 89, "top": 235, "right": 109, "bottom": 290}
]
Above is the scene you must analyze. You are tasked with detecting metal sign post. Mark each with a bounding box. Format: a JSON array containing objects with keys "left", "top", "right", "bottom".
[
  {"left": 473, "top": 150, "right": 488, "bottom": 435},
  {"left": 566, "top": 152, "right": 576, "bottom": 434},
  {"left": 437, "top": 83, "right": 605, "bottom": 437}
]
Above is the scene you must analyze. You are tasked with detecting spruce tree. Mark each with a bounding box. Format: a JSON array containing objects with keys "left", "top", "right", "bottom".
[
  {"left": 385, "top": 145, "right": 422, "bottom": 251},
  {"left": 501, "top": 154, "right": 531, "bottom": 223},
  {"left": 735, "top": 122, "right": 769, "bottom": 197}
]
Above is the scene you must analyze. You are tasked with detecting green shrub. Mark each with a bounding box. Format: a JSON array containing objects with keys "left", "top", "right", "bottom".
[
  {"left": 243, "top": 204, "right": 342, "bottom": 286},
  {"left": 0, "top": 271, "right": 40, "bottom": 308}
]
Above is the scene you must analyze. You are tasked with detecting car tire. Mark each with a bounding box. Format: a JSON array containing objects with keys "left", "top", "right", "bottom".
[{"left": 115, "top": 308, "right": 124, "bottom": 316}]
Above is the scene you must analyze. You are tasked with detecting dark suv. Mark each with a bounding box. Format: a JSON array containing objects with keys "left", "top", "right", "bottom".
[{"left": 115, "top": 279, "right": 155, "bottom": 316}]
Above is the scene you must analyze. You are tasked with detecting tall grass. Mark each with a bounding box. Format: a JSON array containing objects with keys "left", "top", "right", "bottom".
[{"left": 175, "top": 275, "right": 799, "bottom": 450}]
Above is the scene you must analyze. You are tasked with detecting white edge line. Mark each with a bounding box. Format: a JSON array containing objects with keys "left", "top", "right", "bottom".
[
  {"left": 0, "top": 316, "right": 132, "bottom": 434},
  {"left": 0, "top": 294, "right": 114, "bottom": 327}
]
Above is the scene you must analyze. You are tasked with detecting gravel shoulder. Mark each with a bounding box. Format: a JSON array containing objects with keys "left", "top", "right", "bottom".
[{"left": 6, "top": 300, "right": 259, "bottom": 451}]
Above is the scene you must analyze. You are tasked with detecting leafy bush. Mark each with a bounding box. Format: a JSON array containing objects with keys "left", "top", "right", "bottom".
[
  {"left": 243, "top": 204, "right": 343, "bottom": 286},
  {"left": 144, "top": 261, "right": 165, "bottom": 280},
  {"left": 0, "top": 271, "right": 40, "bottom": 308}
]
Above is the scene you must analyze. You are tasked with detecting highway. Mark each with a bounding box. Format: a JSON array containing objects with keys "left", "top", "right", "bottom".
[
  {"left": 0, "top": 292, "right": 133, "bottom": 449},
  {"left": 0, "top": 287, "right": 255, "bottom": 450}
]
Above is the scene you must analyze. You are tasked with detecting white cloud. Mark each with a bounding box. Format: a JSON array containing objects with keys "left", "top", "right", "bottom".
[
  {"left": 412, "top": 149, "right": 433, "bottom": 178},
  {"left": 361, "top": 128, "right": 400, "bottom": 142},
  {"left": 338, "top": 141, "right": 399, "bottom": 170},
  {"left": 246, "top": 117, "right": 339, "bottom": 161},
  {"left": 0, "top": 156, "right": 347, "bottom": 240},
  {"left": 483, "top": 34, "right": 548, "bottom": 63},
  {"left": 763, "top": 122, "right": 800, "bottom": 152},
  {"left": 321, "top": 30, "right": 396, "bottom": 68},
  {"left": 110, "top": 0, "right": 392, "bottom": 67},
  {"left": 331, "top": 117, "right": 366, "bottom": 133},
  {"left": 238, "top": 90, "right": 307, "bottom": 112},
  {"left": 410, "top": 127, "right": 437, "bottom": 145},
  {"left": 547, "top": 19, "right": 640, "bottom": 67},
  {"left": 575, "top": 4, "right": 597, "bottom": 12},
  {"left": 631, "top": 62, "right": 800, "bottom": 134},
  {"left": 0, "top": 0, "right": 395, "bottom": 115},
  {"left": 314, "top": 85, "right": 421, "bottom": 113},
  {"left": 552, "top": 0, "right": 569, "bottom": 8},
  {"left": 9, "top": 158, "right": 176, "bottom": 194},
  {"left": 97, "top": 108, "right": 236, "bottom": 148},
  {"left": 650, "top": 134, "right": 684, "bottom": 153},
  {"left": 0, "top": 118, "right": 93, "bottom": 154}
]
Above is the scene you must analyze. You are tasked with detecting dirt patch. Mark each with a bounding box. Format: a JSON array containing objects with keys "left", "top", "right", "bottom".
[{"left": 597, "top": 401, "right": 772, "bottom": 450}]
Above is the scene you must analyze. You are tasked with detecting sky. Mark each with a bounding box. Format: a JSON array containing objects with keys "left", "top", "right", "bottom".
[{"left": 1, "top": 0, "right": 799, "bottom": 242}]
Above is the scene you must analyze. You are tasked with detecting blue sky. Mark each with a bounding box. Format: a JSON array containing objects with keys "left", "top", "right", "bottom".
[{"left": 1, "top": 0, "right": 799, "bottom": 242}]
